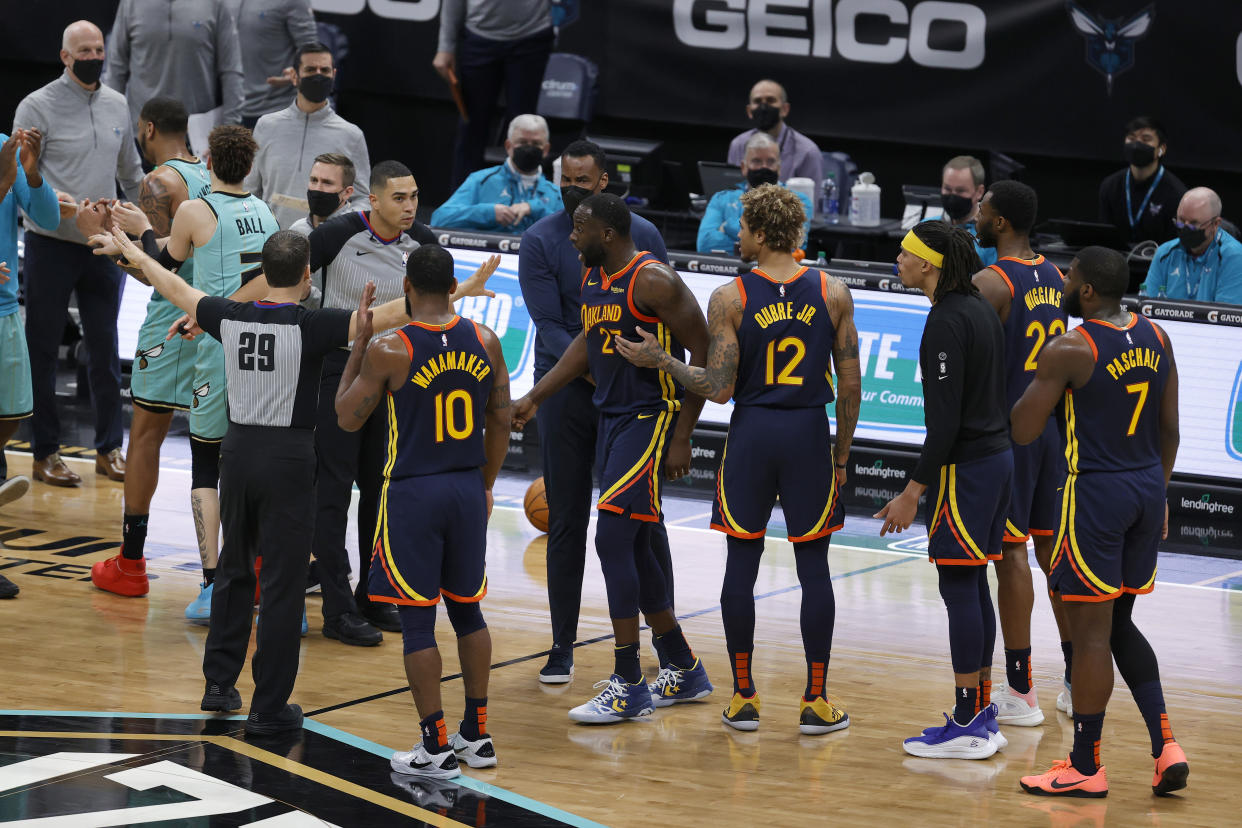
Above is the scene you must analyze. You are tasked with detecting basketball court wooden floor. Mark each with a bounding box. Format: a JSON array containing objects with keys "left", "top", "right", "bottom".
[{"left": 2, "top": 450, "right": 1241, "bottom": 827}]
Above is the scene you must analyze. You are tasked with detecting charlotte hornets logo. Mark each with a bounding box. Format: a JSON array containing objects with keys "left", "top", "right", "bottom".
[
  {"left": 1067, "top": 2, "right": 1154, "bottom": 94},
  {"left": 135, "top": 343, "right": 164, "bottom": 370},
  {"left": 192, "top": 382, "right": 210, "bottom": 408}
]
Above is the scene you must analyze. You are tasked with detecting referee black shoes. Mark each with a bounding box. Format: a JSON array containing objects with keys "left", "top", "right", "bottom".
[
  {"left": 246, "top": 704, "right": 304, "bottom": 737},
  {"left": 323, "top": 612, "right": 383, "bottom": 646},
  {"left": 358, "top": 594, "right": 402, "bottom": 632},
  {"left": 201, "top": 682, "right": 242, "bottom": 712}
]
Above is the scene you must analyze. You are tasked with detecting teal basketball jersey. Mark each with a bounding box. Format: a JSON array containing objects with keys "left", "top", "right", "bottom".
[
  {"left": 193, "top": 191, "right": 277, "bottom": 297},
  {"left": 145, "top": 158, "right": 212, "bottom": 315}
]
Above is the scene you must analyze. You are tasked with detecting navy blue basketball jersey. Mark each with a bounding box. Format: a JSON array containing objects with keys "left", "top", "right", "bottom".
[
  {"left": 732, "top": 266, "right": 837, "bottom": 408},
  {"left": 1063, "top": 314, "right": 1168, "bottom": 473},
  {"left": 384, "top": 317, "right": 493, "bottom": 478},
  {"left": 580, "top": 251, "right": 684, "bottom": 414},
  {"left": 989, "top": 256, "right": 1067, "bottom": 409}
]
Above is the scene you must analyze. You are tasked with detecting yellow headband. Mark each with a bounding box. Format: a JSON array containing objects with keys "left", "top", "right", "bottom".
[{"left": 901, "top": 230, "right": 944, "bottom": 269}]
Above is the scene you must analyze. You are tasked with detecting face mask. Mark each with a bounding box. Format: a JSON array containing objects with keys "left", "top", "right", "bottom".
[
  {"left": 1177, "top": 225, "right": 1208, "bottom": 252},
  {"left": 72, "top": 58, "right": 104, "bottom": 87},
  {"left": 1061, "top": 286, "right": 1083, "bottom": 318},
  {"left": 307, "top": 188, "right": 343, "bottom": 218},
  {"left": 940, "top": 193, "right": 974, "bottom": 223},
  {"left": 746, "top": 168, "right": 780, "bottom": 188},
  {"left": 561, "top": 184, "right": 594, "bottom": 215},
  {"left": 299, "top": 73, "right": 334, "bottom": 104},
  {"left": 1123, "top": 141, "right": 1156, "bottom": 168},
  {"left": 512, "top": 144, "right": 544, "bottom": 174},
  {"left": 751, "top": 103, "right": 781, "bottom": 131}
]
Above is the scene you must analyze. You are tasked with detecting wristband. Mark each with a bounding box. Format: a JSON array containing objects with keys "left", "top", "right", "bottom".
[{"left": 140, "top": 229, "right": 159, "bottom": 258}]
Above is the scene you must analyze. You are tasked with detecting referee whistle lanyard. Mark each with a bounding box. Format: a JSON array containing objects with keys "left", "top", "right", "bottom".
[{"left": 1125, "top": 166, "right": 1165, "bottom": 229}]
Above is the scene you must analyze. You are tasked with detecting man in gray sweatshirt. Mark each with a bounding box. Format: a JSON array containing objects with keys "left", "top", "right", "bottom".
[
  {"left": 14, "top": 20, "right": 144, "bottom": 487},
  {"left": 234, "top": 0, "right": 319, "bottom": 126},
  {"left": 105, "top": 0, "right": 245, "bottom": 128},
  {"left": 433, "top": 0, "right": 554, "bottom": 187},
  {"left": 246, "top": 42, "right": 370, "bottom": 230}
]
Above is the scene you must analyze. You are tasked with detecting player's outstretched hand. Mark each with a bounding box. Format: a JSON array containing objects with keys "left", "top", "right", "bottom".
[
  {"left": 355, "top": 280, "right": 376, "bottom": 342},
  {"left": 108, "top": 226, "right": 146, "bottom": 267},
  {"left": 112, "top": 201, "right": 152, "bottom": 236},
  {"left": 614, "top": 326, "right": 665, "bottom": 368},
  {"left": 0, "top": 261, "right": 10, "bottom": 286},
  {"left": 87, "top": 231, "right": 121, "bottom": 257},
  {"left": 453, "top": 254, "right": 499, "bottom": 300},
  {"left": 511, "top": 395, "right": 537, "bottom": 430},
  {"left": 874, "top": 489, "right": 917, "bottom": 537},
  {"left": 18, "top": 128, "right": 41, "bottom": 178},
  {"left": 166, "top": 313, "right": 202, "bottom": 341}
]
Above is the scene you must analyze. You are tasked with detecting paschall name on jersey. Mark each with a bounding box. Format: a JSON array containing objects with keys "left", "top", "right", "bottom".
[{"left": 1104, "top": 347, "right": 1161, "bottom": 380}]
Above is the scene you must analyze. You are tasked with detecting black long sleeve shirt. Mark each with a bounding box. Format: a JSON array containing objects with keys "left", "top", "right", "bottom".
[{"left": 913, "top": 291, "right": 1010, "bottom": 486}]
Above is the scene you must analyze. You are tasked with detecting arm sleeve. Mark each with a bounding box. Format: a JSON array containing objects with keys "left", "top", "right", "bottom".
[
  {"left": 348, "top": 126, "right": 371, "bottom": 198},
  {"left": 437, "top": 0, "right": 466, "bottom": 53},
  {"left": 518, "top": 229, "right": 575, "bottom": 360},
  {"left": 104, "top": 0, "right": 132, "bottom": 93},
  {"left": 430, "top": 172, "right": 497, "bottom": 230},
  {"left": 16, "top": 158, "right": 60, "bottom": 232},
  {"left": 696, "top": 192, "right": 734, "bottom": 254},
  {"left": 286, "top": 0, "right": 319, "bottom": 46},
  {"left": 215, "top": 2, "right": 245, "bottom": 125},
  {"left": 303, "top": 307, "right": 354, "bottom": 354},
  {"left": 194, "top": 295, "right": 232, "bottom": 340},
  {"left": 912, "top": 318, "right": 966, "bottom": 486}
]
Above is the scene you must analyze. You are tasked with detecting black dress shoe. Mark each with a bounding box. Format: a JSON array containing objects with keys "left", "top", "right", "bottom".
[
  {"left": 358, "top": 597, "right": 401, "bottom": 632},
  {"left": 245, "top": 703, "right": 303, "bottom": 736},
  {"left": 201, "top": 681, "right": 242, "bottom": 712},
  {"left": 323, "top": 612, "right": 383, "bottom": 646},
  {"left": 0, "top": 573, "right": 19, "bottom": 599}
]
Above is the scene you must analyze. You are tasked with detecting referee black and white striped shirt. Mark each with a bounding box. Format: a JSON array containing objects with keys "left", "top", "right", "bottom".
[{"left": 195, "top": 297, "right": 352, "bottom": 429}]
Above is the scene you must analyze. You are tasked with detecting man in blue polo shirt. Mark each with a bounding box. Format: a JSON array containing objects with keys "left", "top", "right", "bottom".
[
  {"left": 1141, "top": 187, "right": 1242, "bottom": 304},
  {"left": 518, "top": 139, "right": 676, "bottom": 683},
  {"left": 432, "top": 114, "right": 560, "bottom": 234},
  {"left": 698, "top": 132, "right": 812, "bottom": 255}
]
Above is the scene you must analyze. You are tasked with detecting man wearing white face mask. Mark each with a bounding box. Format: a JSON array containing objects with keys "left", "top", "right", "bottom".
[{"left": 247, "top": 43, "right": 371, "bottom": 229}]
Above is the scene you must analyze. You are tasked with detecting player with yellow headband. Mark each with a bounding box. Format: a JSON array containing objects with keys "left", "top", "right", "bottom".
[{"left": 877, "top": 221, "right": 1015, "bottom": 759}]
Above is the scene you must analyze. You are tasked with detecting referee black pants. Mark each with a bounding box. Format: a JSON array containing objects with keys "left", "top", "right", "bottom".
[
  {"left": 313, "top": 349, "right": 387, "bottom": 619},
  {"left": 536, "top": 377, "right": 675, "bottom": 653},
  {"left": 204, "top": 425, "right": 315, "bottom": 714}
]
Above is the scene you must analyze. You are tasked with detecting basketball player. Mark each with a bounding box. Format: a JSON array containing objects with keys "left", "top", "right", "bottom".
[
  {"left": 512, "top": 193, "right": 713, "bottom": 724},
  {"left": 90, "top": 125, "right": 276, "bottom": 601},
  {"left": 334, "top": 244, "right": 511, "bottom": 778},
  {"left": 1014, "top": 246, "right": 1187, "bottom": 798},
  {"left": 877, "top": 222, "right": 1011, "bottom": 760},
  {"left": 615, "top": 185, "right": 862, "bottom": 734},
  {"left": 105, "top": 227, "right": 441, "bottom": 734},
  {"left": 972, "top": 180, "right": 1073, "bottom": 724}
]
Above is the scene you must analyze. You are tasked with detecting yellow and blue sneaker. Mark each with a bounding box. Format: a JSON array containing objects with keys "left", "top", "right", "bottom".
[
  {"left": 722, "top": 692, "right": 761, "bottom": 731},
  {"left": 569, "top": 674, "right": 655, "bottom": 724},
  {"left": 649, "top": 658, "right": 713, "bottom": 708},
  {"left": 799, "top": 696, "right": 850, "bottom": 735}
]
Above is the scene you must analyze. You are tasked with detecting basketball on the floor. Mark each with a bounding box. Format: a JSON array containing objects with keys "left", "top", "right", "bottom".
[{"left": 524, "top": 477, "right": 549, "bottom": 533}]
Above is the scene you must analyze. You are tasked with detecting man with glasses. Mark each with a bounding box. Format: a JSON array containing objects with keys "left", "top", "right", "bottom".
[
  {"left": 697, "top": 132, "right": 812, "bottom": 255},
  {"left": 431, "top": 114, "right": 559, "bottom": 234},
  {"left": 1140, "top": 188, "right": 1242, "bottom": 304}
]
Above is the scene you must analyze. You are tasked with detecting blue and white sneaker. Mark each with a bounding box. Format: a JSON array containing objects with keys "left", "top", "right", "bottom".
[
  {"left": 568, "top": 674, "right": 655, "bottom": 724},
  {"left": 904, "top": 710, "right": 997, "bottom": 759},
  {"left": 925, "top": 703, "right": 1006, "bottom": 749},
  {"left": 185, "top": 582, "right": 213, "bottom": 625},
  {"left": 649, "top": 658, "right": 714, "bottom": 708}
]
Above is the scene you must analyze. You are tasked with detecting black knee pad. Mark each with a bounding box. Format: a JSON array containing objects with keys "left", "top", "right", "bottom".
[
  {"left": 190, "top": 437, "right": 220, "bottom": 490},
  {"left": 445, "top": 598, "right": 486, "bottom": 638},
  {"left": 398, "top": 604, "right": 438, "bottom": 654}
]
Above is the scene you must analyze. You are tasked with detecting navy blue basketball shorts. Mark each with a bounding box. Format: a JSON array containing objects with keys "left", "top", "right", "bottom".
[
  {"left": 369, "top": 468, "right": 488, "bottom": 606},
  {"left": 596, "top": 409, "right": 677, "bottom": 521},
  {"left": 1005, "top": 419, "right": 1066, "bottom": 543},
  {"left": 1049, "top": 464, "right": 1163, "bottom": 602},
  {"left": 711, "top": 405, "right": 843, "bottom": 542},
  {"left": 925, "top": 450, "right": 1013, "bottom": 566}
]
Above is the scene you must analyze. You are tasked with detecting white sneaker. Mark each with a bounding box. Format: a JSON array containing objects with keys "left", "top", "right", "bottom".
[
  {"left": 1056, "top": 681, "right": 1073, "bottom": 717},
  {"left": 0, "top": 475, "right": 31, "bottom": 508},
  {"left": 568, "top": 674, "right": 654, "bottom": 724},
  {"left": 449, "top": 729, "right": 497, "bottom": 768},
  {"left": 992, "top": 684, "right": 1045, "bottom": 726},
  {"left": 390, "top": 744, "right": 461, "bottom": 779}
]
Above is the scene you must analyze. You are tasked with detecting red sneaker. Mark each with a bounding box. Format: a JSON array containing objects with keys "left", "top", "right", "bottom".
[
  {"left": 1020, "top": 757, "right": 1108, "bottom": 798},
  {"left": 1152, "top": 741, "right": 1188, "bottom": 796},
  {"left": 91, "top": 554, "right": 149, "bottom": 597}
]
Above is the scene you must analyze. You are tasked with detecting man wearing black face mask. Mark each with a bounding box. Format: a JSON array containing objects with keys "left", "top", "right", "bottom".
[
  {"left": 1141, "top": 187, "right": 1242, "bottom": 304},
  {"left": 247, "top": 43, "right": 371, "bottom": 229},
  {"left": 431, "top": 114, "right": 559, "bottom": 234},
  {"left": 1098, "top": 116, "right": 1186, "bottom": 245},
  {"left": 518, "top": 140, "right": 675, "bottom": 684},
  {"left": 932, "top": 155, "right": 996, "bottom": 267},
  {"left": 698, "top": 133, "right": 812, "bottom": 254},
  {"left": 290, "top": 153, "right": 358, "bottom": 309},
  {"left": 726, "top": 79, "right": 823, "bottom": 196}
]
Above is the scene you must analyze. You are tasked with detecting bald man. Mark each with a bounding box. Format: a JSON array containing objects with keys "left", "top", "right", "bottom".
[
  {"left": 1141, "top": 187, "right": 1242, "bottom": 305},
  {"left": 14, "top": 21, "right": 143, "bottom": 486},
  {"left": 726, "top": 79, "right": 823, "bottom": 195}
]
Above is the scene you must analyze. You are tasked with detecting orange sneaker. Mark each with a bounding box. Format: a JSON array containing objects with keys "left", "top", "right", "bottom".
[
  {"left": 1152, "top": 741, "right": 1188, "bottom": 796},
  {"left": 91, "top": 554, "right": 149, "bottom": 597},
  {"left": 1020, "top": 757, "right": 1108, "bottom": 798}
]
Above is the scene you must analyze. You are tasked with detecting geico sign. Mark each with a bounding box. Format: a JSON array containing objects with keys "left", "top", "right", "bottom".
[
  {"left": 311, "top": 0, "right": 438, "bottom": 22},
  {"left": 673, "top": 0, "right": 986, "bottom": 69}
]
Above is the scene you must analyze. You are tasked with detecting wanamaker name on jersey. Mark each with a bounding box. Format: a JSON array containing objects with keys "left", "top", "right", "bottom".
[{"left": 410, "top": 351, "right": 492, "bottom": 389}]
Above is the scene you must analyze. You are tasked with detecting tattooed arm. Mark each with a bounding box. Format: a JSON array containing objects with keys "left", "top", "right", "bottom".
[
  {"left": 614, "top": 279, "right": 742, "bottom": 405},
  {"left": 479, "top": 324, "right": 512, "bottom": 514},
  {"left": 827, "top": 276, "right": 862, "bottom": 483},
  {"left": 138, "top": 167, "right": 184, "bottom": 238}
]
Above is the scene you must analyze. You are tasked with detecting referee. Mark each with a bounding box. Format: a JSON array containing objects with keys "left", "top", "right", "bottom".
[
  {"left": 105, "top": 228, "right": 425, "bottom": 735},
  {"left": 876, "top": 221, "right": 1013, "bottom": 760}
]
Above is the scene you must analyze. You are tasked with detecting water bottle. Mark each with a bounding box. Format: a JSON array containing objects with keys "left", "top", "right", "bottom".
[
  {"left": 820, "top": 174, "right": 839, "bottom": 223},
  {"left": 850, "top": 172, "right": 881, "bottom": 227}
]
